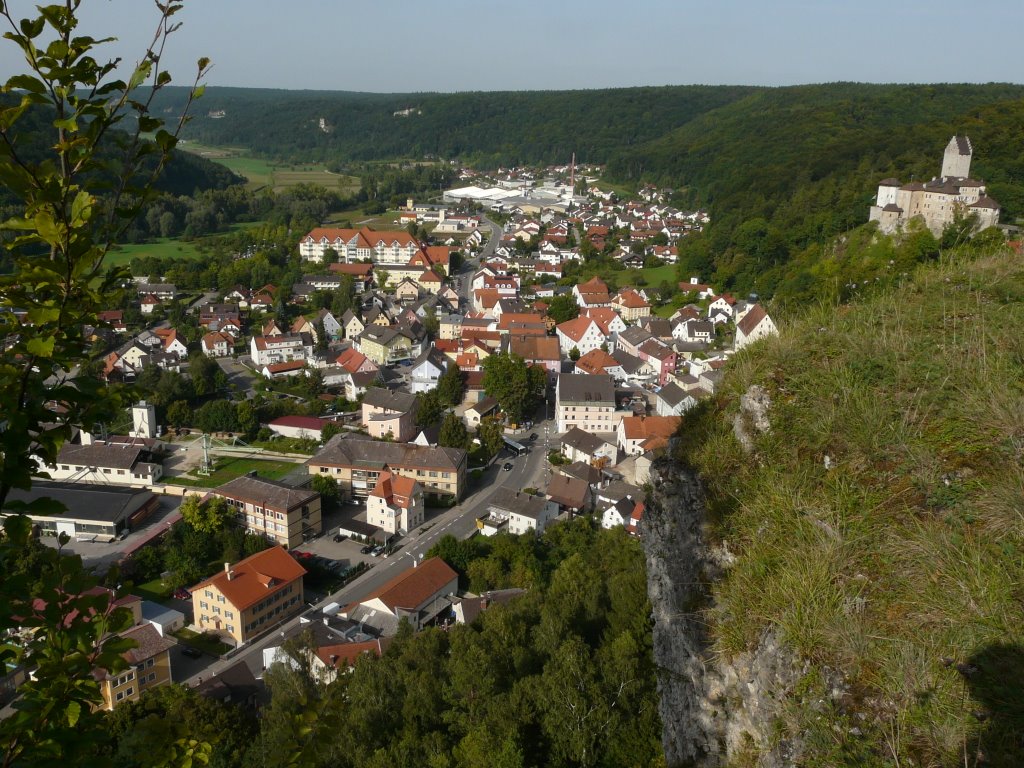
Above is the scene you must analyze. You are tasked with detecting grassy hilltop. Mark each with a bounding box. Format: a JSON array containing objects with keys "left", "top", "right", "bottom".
[{"left": 677, "top": 244, "right": 1024, "bottom": 766}]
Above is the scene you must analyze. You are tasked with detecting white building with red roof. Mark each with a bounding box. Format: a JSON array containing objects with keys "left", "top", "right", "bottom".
[
  {"left": 299, "top": 226, "right": 425, "bottom": 266},
  {"left": 341, "top": 557, "right": 458, "bottom": 634},
  {"left": 734, "top": 304, "right": 778, "bottom": 350},
  {"left": 556, "top": 316, "right": 606, "bottom": 356},
  {"left": 366, "top": 471, "right": 424, "bottom": 535}
]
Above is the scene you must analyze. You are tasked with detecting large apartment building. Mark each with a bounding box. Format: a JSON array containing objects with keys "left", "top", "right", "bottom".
[
  {"left": 299, "top": 226, "right": 425, "bottom": 266},
  {"left": 212, "top": 475, "right": 322, "bottom": 549},
  {"left": 308, "top": 435, "right": 467, "bottom": 503},
  {"left": 249, "top": 333, "right": 313, "bottom": 367},
  {"left": 190, "top": 546, "right": 306, "bottom": 646},
  {"left": 555, "top": 373, "right": 623, "bottom": 434}
]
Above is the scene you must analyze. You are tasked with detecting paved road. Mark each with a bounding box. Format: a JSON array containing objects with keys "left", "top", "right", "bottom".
[{"left": 182, "top": 412, "right": 552, "bottom": 685}]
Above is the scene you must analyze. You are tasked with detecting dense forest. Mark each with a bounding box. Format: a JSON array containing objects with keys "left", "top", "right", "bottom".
[{"left": 148, "top": 85, "right": 759, "bottom": 168}]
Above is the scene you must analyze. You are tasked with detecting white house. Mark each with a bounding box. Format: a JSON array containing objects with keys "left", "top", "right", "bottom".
[
  {"left": 201, "top": 332, "right": 234, "bottom": 358},
  {"left": 365, "top": 471, "right": 424, "bottom": 535},
  {"left": 250, "top": 333, "right": 313, "bottom": 367},
  {"left": 555, "top": 317, "right": 606, "bottom": 357},
  {"left": 478, "top": 487, "right": 558, "bottom": 537},
  {"left": 408, "top": 347, "right": 447, "bottom": 394},
  {"left": 734, "top": 304, "right": 778, "bottom": 350}
]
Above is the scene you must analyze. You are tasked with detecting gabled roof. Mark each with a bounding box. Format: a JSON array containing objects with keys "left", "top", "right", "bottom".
[
  {"left": 561, "top": 426, "right": 612, "bottom": 455},
  {"left": 189, "top": 546, "right": 306, "bottom": 611},
  {"left": 369, "top": 470, "right": 419, "bottom": 508},
  {"left": 575, "top": 348, "right": 620, "bottom": 375},
  {"left": 557, "top": 373, "right": 615, "bottom": 404},
  {"left": 557, "top": 316, "right": 600, "bottom": 343},
  {"left": 310, "top": 434, "right": 465, "bottom": 472},
  {"left": 737, "top": 304, "right": 769, "bottom": 336},
  {"left": 215, "top": 475, "right": 319, "bottom": 511},
  {"left": 361, "top": 387, "right": 417, "bottom": 413},
  {"left": 614, "top": 289, "right": 650, "bottom": 309},
  {"left": 352, "top": 557, "right": 457, "bottom": 613},
  {"left": 620, "top": 415, "right": 680, "bottom": 441}
]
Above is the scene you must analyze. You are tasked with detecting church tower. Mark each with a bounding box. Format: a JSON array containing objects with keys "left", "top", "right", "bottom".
[{"left": 941, "top": 135, "right": 972, "bottom": 179}]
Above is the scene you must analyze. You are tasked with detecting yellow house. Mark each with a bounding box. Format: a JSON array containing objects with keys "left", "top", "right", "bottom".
[
  {"left": 96, "top": 623, "right": 174, "bottom": 710},
  {"left": 358, "top": 326, "right": 415, "bottom": 366},
  {"left": 190, "top": 546, "right": 307, "bottom": 646}
]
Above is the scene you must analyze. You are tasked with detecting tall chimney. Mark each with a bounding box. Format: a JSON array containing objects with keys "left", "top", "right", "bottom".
[{"left": 224, "top": 562, "right": 233, "bottom": 580}]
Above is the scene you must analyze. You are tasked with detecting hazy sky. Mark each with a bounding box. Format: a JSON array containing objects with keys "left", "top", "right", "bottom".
[{"left": 1, "top": 0, "right": 1022, "bottom": 92}]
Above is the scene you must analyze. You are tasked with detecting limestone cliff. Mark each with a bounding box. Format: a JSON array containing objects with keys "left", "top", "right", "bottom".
[{"left": 641, "top": 450, "right": 807, "bottom": 767}]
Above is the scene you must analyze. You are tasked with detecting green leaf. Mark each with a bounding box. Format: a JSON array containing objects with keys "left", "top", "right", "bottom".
[
  {"left": 53, "top": 116, "right": 78, "bottom": 131},
  {"left": 70, "top": 190, "right": 92, "bottom": 225},
  {"left": 65, "top": 700, "right": 80, "bottom": 726},
  {"left": 4, "top": 74, "right": 45, "bottom": 94},
  {"left": 25, "top": 336, "right": 56, "bottom": 358}
]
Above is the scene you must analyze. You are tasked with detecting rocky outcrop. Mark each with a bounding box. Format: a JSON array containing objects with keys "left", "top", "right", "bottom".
[{"left": 641, "top": 444, "right": 805, "bottom": 767}]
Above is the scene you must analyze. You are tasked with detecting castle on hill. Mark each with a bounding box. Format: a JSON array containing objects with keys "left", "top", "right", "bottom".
[{"left": 869, "top": 136, "right": 1000, "bottom": 235}]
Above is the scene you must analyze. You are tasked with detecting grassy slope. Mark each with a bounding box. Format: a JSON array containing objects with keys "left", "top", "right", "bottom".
[{"left": 679, "top": 245, "right": 1024, "bottom": 765}]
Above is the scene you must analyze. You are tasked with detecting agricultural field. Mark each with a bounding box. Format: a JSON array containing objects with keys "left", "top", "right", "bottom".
[
  {"left": 107, "top": 238, "right": 202, "bottom": 267},
  {"left": 179, "top": 141, "right": 360, "bottom": 194}
]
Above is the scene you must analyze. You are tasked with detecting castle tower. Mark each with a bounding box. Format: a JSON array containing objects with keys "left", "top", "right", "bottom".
[{"left": 941, "top": 135, "right": 972, "bottom": 179}]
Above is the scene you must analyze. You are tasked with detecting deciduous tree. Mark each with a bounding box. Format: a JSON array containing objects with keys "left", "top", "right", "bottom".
[
  {"left": 439, "top": 412, "right": 469, "bottom": 449},
  {"left": 0, "top": 2, "right": 208, "bottom": 763}
]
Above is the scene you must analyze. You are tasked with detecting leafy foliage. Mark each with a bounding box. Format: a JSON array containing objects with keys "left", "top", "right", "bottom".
[
  {"left": 245, "top": 520, "right": 661, "bottom": 768},
  {"left": 546, "top": 293, "right": 579, "bottom": 324},
  {"left": 0, "top": 1, "right": 208, "bottom": 764},
  {"left": 481, "top": 352, "right": 545, "bottom": 424}
]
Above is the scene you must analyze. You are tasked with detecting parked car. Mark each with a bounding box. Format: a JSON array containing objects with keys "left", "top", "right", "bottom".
[
  {"left": 181, "top": 646, "right": 202, "bottom": 659},
  {"left": 172, "top": 588, "right": 191, "bottom": 601},
  {"left": 503, "top": 462, "right": 513, "bottom": 471},
  {"left": 529, "top": 433, "right": 538, "bottom": 441},
  {"left": 370, "top": 545, "right": 385, "bottom": 557},
  {"left": 333, "top": 533, "right": 346, "bottom": 543},
  {"left": 360, "top": 545, "right": 374, "bottom": 555}
]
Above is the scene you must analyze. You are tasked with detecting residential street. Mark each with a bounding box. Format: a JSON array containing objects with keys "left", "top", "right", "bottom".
[{"left": 182, "top": 406, "right": 552, "bottom": 685}]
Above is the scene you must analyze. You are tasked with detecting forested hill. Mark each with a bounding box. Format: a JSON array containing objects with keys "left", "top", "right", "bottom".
[
  {"left": 149, "top": 84, "right": 761, "bottom": 166},
  {"left": 0, "top": 93, "right": 241, "bottom": 208},
  {"left": 604, "top": 83, "right": 1024, "bottom": 294}
]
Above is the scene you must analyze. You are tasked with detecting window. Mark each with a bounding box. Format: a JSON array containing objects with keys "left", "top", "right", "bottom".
[
  {"left": 146, "top": 658, "right": 155, "bottom": 668},
  {"left": 213, "top": 606, "right": 221, "bottom": 615},
  {"left": 199, "top": 601, "right": 208, "bottom": 610},
  {"left": 225, "top": 611, "right": 233, "bottom": 619}
]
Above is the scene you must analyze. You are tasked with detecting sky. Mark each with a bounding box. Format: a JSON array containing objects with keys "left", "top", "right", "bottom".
[{"left": 1, "top": 0, "right": 1023, "bottom": 92}]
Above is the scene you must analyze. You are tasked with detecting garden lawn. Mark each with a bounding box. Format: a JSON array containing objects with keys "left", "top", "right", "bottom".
[
  {"left": 173, "top": 628, "right": 234, "bottom": 656},
  {"left": 164, "top": 457, "right": 300, "bottom": 488},
  {"left": 134, "top": 578, "right": 173, "bottom": 602}
]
